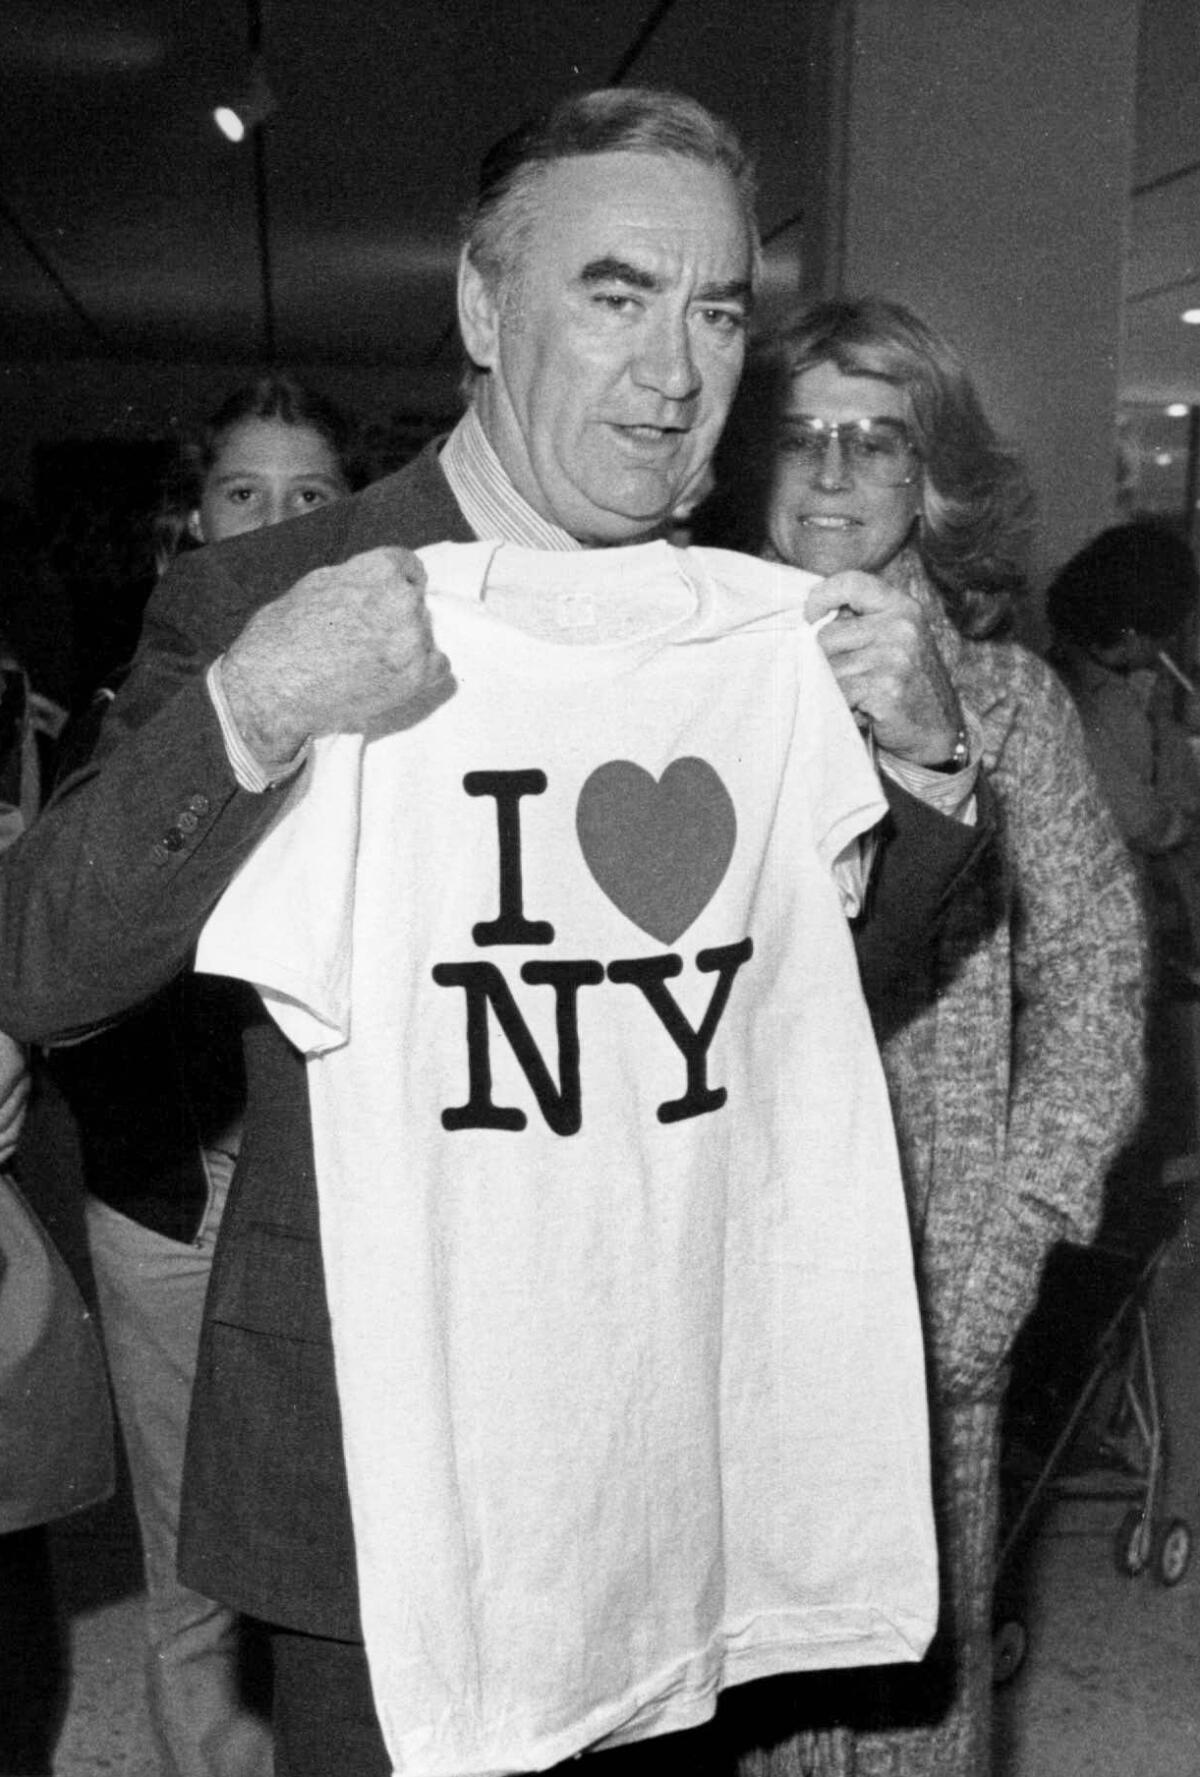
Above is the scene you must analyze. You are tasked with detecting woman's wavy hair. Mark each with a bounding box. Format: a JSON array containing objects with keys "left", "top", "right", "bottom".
[
  {"left": 698, "top": 297, "right": 1035, "bottom": 639},
  {"left": 154, "top": 374, "right": 361, "bottom": 572}
]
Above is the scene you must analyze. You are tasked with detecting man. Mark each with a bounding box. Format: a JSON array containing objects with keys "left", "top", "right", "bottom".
[{"left": 0, "top": 90, "right": 986, "bottom": 1771}]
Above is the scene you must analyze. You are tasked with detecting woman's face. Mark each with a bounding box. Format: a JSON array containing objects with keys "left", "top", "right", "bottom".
[
  {"left": 764, "top": 361, "right": 923, "bottom": 578},
  {"left": 190, "top": 416, "right": 348, "bottom": 544}
]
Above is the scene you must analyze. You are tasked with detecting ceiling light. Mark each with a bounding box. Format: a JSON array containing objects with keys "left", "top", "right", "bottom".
[
  {"left": 1165, "top": 403, "right": 1190, "bottom": 418},
  {"left": 213, "top": 61, "right": 275, "bottom": 143},
  {"left": 1183, "top": 308, "right": 1200, "bottom": 326}
]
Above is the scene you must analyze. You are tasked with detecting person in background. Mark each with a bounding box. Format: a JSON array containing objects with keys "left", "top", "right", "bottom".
[
  {"left": 0, "top": 1031, "right": 71, "bottom": 1777},
  {"left": 0, "top": 96, "right": 998, "bottom": 1771},
  {"left": 1046, "top": 522, "right": 1200, "bottom": 989},
  {"left": 152, "top": 374, "right": 360, "bottom": 572},
  {"left": 0, "top": 625, "right": 111, "bottom": 1777},
  {"left": 48, "top": 375, "right": 357, "bottom": 1777},
  {"left": 699, "top": 296, "right": 1146, "bottom": 1776},
  {"left": 0, "top": 500, "right": 76, "bottom": 718},
  {"left": 1046, "top": 521, "right": 1200, "bottom": 1537}
]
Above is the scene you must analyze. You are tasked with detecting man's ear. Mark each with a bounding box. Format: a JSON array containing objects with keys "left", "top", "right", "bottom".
[
  {"left": 186, "top": 509, "right": 204, "bottom": 543},
  {"left": 457, "top": 247, "right": 502, "bottom": 371}
]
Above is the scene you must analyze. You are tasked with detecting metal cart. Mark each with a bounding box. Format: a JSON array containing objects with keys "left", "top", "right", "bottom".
[{"left": 992, "top": 1160, "right": 1198, "bottom": 1683}]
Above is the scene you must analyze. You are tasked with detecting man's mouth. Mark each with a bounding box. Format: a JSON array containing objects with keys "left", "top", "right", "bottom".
[
  {"left": 616, "top": 423, "right": 684, "bottom": 441},
  {"left": 797, "top": 514, "right": 858, "bottom": 529}
]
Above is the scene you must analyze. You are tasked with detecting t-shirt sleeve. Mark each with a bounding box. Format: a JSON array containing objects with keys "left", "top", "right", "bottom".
[
  {"left": 793, "top": 624, "right": 888, "bottom": 917},
  {"left": 195, "top": 734, "right": 365, "bottom": 1053}
]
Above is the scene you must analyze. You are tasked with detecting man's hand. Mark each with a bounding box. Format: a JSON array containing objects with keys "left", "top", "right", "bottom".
[
  {"left": 220, "top": 546, "right": 451, "bottom": 769},
  {"left": 0, "top": 1032, "right": 30, "bottom": 1167},
  {"left": 805, "top": 571, "right": 962, "bottom": 765}
]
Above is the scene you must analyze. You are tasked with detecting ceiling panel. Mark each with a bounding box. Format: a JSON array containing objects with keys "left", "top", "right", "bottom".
[
  {"left": 2, "top": 0, "right": 1198, "bottom": 403},
  {"left": 0, "top": 0, "right": 816, "bottom": 368}
]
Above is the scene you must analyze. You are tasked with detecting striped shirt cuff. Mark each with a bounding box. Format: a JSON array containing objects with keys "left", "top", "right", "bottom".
[
  {"left": 206, "top": 659, "right": 309, "bottom": 793},
  {"left": 876, "top": 710, "right": 982, "bottom": 825}
]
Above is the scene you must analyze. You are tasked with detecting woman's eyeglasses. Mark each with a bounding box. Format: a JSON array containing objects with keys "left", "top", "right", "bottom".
[{"left": 777, "top": 417, "right": 921, "bottom": 487}]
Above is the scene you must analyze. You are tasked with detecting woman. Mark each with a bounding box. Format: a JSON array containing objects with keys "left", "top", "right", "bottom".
[
  {"left": 704, "top": 299, "right": 1147, "bottom": 1776},
  {"left": 53, "top": 375, "right": 357, "bottom": 1777}
]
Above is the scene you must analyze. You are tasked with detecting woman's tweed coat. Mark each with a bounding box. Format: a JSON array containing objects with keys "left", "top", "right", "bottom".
[
  {"left": 888, "top": 577, "right": 1146, "bottom": 1407},
  {"left": 735, "top": 564, "right": 1147, "bottom": 1777}
]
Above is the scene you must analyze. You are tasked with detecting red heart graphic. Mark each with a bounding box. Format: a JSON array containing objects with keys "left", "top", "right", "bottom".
[{"left": 575, "top": 758, "right": 737, "bottom": 944}]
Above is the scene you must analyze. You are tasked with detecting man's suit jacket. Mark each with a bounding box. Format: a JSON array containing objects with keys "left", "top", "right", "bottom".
[{"left": 0, "top": 445, "right": 989, "bottom": 1638}]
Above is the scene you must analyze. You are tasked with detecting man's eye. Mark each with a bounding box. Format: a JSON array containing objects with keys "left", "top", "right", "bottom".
[
  {"left": 226, "top": 486, "right": 257, "bottom": 504},
  {"left": 698, "top": 308, "right": 744, "bottom": 335},
  {"left": 595, "top": 292, "right": 638, "bottom": 313},
  {"left": 296, "top": 488, "right": 332, "bottom": 507}
]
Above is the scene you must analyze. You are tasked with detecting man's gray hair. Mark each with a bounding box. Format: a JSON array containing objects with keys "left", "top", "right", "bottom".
[{"left": 463, "top": 87, "right": 761, "bottom": 293}]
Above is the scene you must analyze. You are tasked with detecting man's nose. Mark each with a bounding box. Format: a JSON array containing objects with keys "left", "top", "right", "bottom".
[
  {"left": 633, "top": 315, "right": 700, "bottom": 400},
  {"left": 811, "top": 434, "right": 851, "bottom": 489}
]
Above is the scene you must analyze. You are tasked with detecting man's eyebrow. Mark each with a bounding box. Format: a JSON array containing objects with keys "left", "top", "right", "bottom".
[
  {"left": 696, "top": 278, "right": 753, "bottom": 308},
  {"left": 578, "top": 256, "right": 660, "bottom": 291},
  {"left": 576, "top": 260, "right": 753, "bottom": 309}
]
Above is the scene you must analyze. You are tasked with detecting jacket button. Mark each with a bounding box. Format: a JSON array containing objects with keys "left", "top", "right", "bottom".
[
  {"left": 163, "top": 828, "right": 184, "bottom": 852},
  {"left": 188, "top": 794, "right": 211, "bottom": 815},
  {"left": 151, "top": 842, "right": 169, "bottom": 866},
  {"left": 178, "top": 811, "right": 199, "bottom": 834}
]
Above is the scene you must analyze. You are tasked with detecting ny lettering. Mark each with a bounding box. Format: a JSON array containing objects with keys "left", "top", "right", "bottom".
[{"left": 432, "top": 770, "right": 752, "bottom": 1134}]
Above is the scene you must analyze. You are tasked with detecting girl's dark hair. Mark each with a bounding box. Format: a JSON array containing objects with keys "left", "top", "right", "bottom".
[
  {"left": 155, "top": 374, "right": 360, "bottom": 570},
  {"left": 698, "top": 297, "right": 1036, "bottom": 639},
  {"left": 1046, "top": 521, "right": 1200, "bottom": 649}
]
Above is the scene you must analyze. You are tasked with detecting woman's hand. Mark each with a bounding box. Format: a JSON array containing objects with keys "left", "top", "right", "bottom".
[{"left": 805, "top": 571, "right": 963, "bottom": 764}]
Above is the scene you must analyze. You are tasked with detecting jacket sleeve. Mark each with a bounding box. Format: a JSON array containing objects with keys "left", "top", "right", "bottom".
[
  {"left": 0, "top": 553, "right": 292, "bottom": 1044},
  {"left": 1002, "top": 679, "right": 1147, "bottom": 1231},
  {"left": 851, "top": 772, "right": 995, "bottom": 1034},
  {"left": 935, "top": 669, "right": 1149, "bottom": 1399}
]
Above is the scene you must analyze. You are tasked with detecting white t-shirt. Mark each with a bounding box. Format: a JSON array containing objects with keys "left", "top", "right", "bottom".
[{"left": 198, "top": 540, "right": 936, "bottom": 1777}]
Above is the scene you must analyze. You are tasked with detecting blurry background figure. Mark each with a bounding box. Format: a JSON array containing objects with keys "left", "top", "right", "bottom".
[
  {"left": 0, "top": 626, "right": 64, "bottom": 849},
  {"left": 1046, "top": 521, "right": 1200, "bottom": 1535},
  {"left": 700, "top": 297, "right": 1144, "bottom": 1777},
  {"left": 48, "top": 375, "right": 358, "bottom": 1777},
  {"left": 1047, "top": 522, "right": 1200, "bottom": 997},
  {"left": 0, "top": 1088, "right": 114, "bottom": 1777},
  {"left": 0, "top": 628, "right": 112, "bottom": 1777},
  {"left": 0, "top": 500, "right": 76, "bottom": 723}
]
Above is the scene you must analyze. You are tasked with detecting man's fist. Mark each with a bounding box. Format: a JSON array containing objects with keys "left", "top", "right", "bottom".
[{"left": 221, "top": 546, "right": 450, "bottom": 767}]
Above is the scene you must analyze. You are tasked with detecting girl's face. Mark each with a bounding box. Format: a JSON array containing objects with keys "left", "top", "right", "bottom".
[{"left": 189, "top": 417, "right": 348, "bottom": 543}]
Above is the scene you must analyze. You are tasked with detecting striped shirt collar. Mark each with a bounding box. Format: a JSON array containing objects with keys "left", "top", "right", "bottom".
[{"left": 439, "top": 407, "right": 583, "bottom": 552}]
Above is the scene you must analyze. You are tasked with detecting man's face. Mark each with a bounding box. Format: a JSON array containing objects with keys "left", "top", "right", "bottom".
[{"left": 460, "top": 151, "right": 754, "bottom": 544}]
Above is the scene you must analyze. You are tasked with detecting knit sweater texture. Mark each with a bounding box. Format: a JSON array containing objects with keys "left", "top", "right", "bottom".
[
  {"left": 881, "top": 557, "right": 1147, "bottom": 1406},
  {"left": 733, "top": 558, "right": 1148, "bottom": 1777}
]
